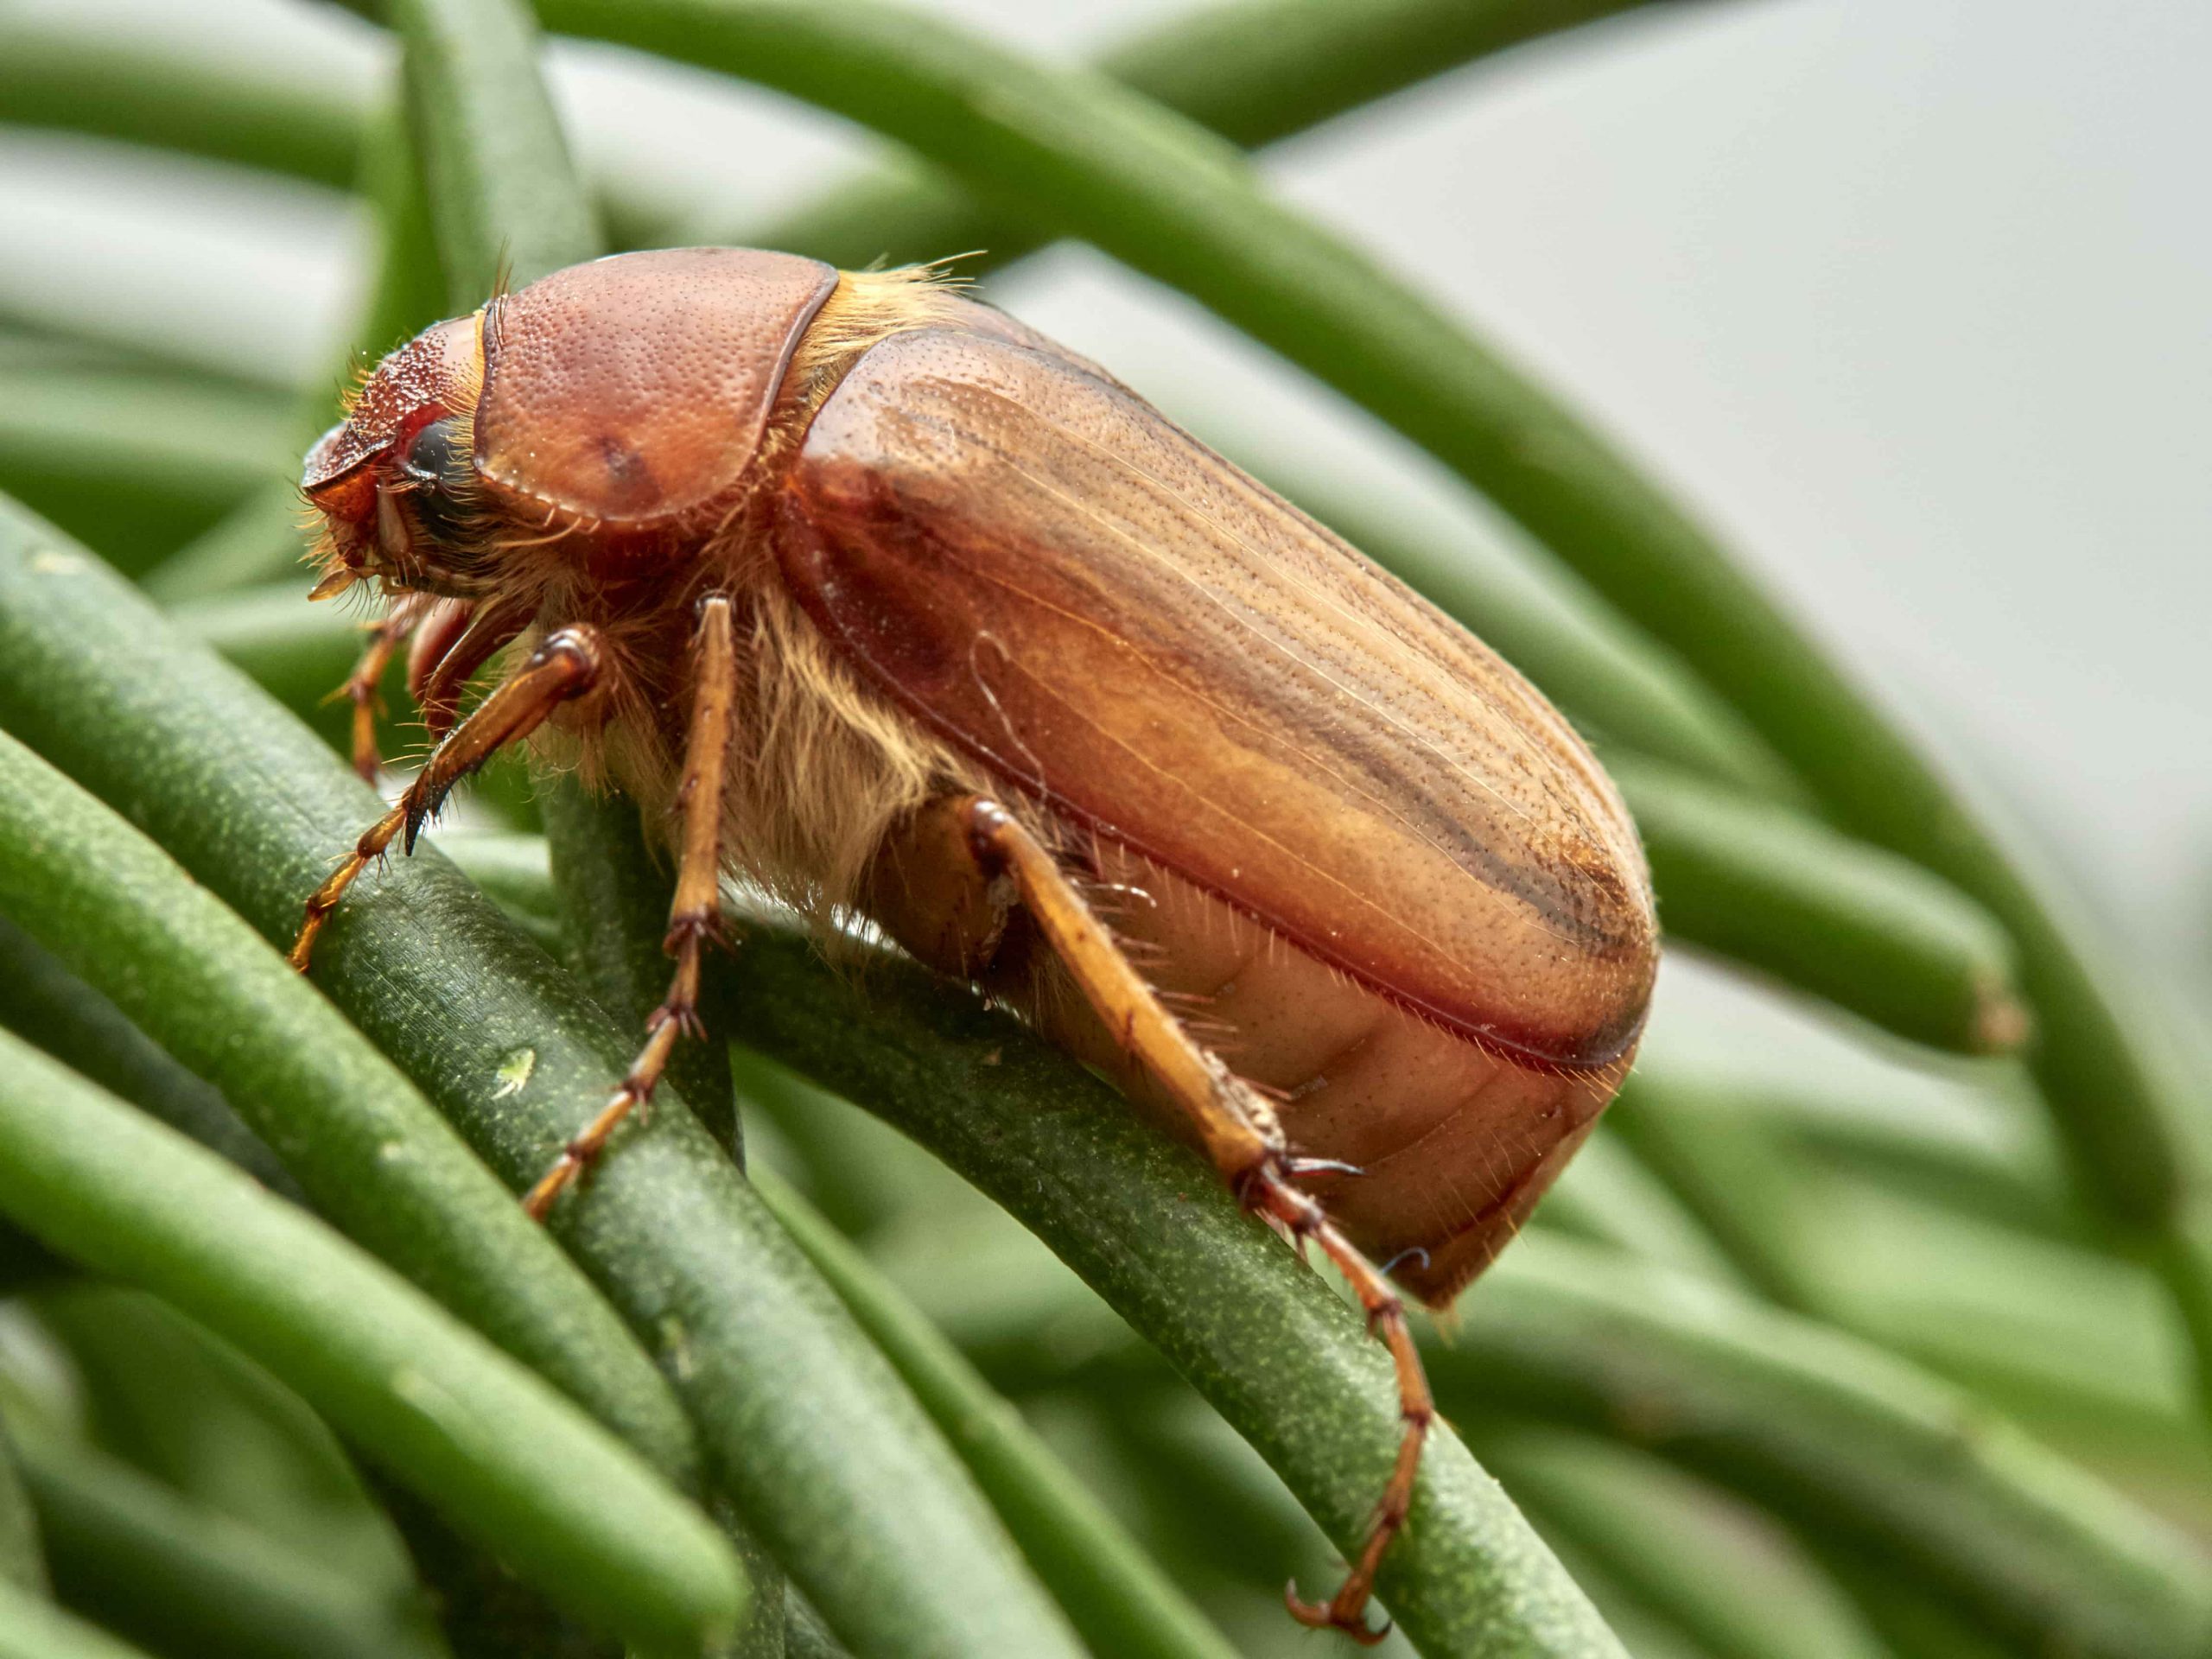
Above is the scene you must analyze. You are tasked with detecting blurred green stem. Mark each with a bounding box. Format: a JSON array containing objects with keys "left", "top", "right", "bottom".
[
  {"left": 138, "top": 94, "right": 453, "bottom": 603},
  {"left": 0, "top": 1426, "right": 43, "bottom": 1596},
  {"left": 0, "top": 1030, "right": 746, "bottom": 1657},
  {"left": 9, "top": 1425, "right": 445, "bottom": 1659},
  {"left": 1611, "top": 755, "right": 2027, "bottom": 1055},
  {"left": 0, "top": 1576, "right": 163, "bottom": 1659},
  {"left": 755, "top": 1168, "right": 1243, "bottom": 1659}
]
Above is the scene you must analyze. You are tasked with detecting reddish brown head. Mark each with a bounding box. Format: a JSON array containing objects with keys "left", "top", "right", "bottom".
[{"left": 302, "top": 248, "right": 838, "bottom": 599}]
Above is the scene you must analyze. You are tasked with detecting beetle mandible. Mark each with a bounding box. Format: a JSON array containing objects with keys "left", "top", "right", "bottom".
[{"left": 292, "top": 247, "right": 1658, "bottom": 1641}]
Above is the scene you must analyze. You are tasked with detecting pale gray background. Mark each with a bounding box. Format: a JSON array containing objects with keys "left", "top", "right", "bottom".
[{"left": 2, "top": 0, "right": 2205, "bottom": 1044}]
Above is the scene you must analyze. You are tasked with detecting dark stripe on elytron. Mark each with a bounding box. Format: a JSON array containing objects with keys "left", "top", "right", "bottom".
[{"left": 780, "top": 543, "right": 1643, "bottom": 1074}]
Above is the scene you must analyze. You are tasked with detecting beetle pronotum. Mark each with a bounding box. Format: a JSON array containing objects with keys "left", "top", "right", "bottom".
[{"left": 292, "top": 247, "right": 1657, "bottom": 1641}]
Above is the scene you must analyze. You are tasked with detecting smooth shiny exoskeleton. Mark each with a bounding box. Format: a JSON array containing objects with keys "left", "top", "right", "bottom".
[{"left": 293, "top": 248, "right": 1658, "bottom": 1640}]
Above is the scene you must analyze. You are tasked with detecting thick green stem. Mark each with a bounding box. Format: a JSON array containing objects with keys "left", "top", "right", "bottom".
[
  {"left": 0, "top": 727, "right": 701, "bottom": 1491},
  {"left": 0, "top": 1032, "right": 745, "bottom": 1657},
  {"left": 0, "top": 915, "right": 297, "bottom": 1198},
  {"left": 540, "top": 785, "right": 740, "bottom": 1155}
]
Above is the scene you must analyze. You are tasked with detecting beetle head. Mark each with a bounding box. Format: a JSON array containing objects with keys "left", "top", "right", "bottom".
[{"left": 303, "top": 248, "right": 840, "bottom": 601}]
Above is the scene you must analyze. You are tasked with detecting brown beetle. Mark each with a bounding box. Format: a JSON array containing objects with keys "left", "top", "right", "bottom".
[{"left": 294, "top": 248, "right": 1656, "bottom": 1640}]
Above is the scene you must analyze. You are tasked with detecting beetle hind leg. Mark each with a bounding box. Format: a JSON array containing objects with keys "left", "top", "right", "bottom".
[
  {"left": 942, "top": 793, "right": 1427, "bottom": 1643},
  {"left": 523, "top": 595, "right": 740, "bottom": 1218}
]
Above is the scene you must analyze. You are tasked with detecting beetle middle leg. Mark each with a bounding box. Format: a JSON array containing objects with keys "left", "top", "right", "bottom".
[
  {"left": 934, "top": 793, "right": 1430, "bottom": 1645},
  {"left": 289, "top": 625, "right": 603, "bottom": 971},
  {"left": 523, "top": 594, "right": 739, "bottom": 1219}
]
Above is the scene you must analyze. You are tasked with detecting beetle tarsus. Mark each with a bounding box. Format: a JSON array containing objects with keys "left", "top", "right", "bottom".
[{"left": 1285, "top": 1578, "right": 1393, "bottom": 1646}]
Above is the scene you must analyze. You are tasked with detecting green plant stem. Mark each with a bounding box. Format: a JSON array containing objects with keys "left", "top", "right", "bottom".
[
  {"left": 1532, "top": 1128, "right": 1747, "bottom": 1286},
  {"left": 1605, "top": 1073, "right": 1832, "bottom": 1314},
  {"left": 1470, "top": 1428, "right": 1893, "bottom": 1659},
  {"left": 429, "top": 830, "right": 563, "bottom": 944},
  {"left": 1610, "top": 756, "right": 2027, "bottom": 1055},
  {"left": 0, "top": 502, "right": 1085, "bottom": 1659},
  {"left": 3, "top": 0, "right": 1656, "bottom": 258},
  {"left": 742, "top": 0, "right": 1656, "bottom": 269},
  {"left": 1449, "top": 1236, "right": 2212, "bottom": 1659},
  {"left": 532, "top": 785, "right": 780, "bottom": 1658},
  {"left": 524, "top": 0, "right": 2212, "bottom": 1407},
  {"left": 365, "top": 1473, "right": 617, "bottom": 1659},
  {"left": 0, "top": 728, "right": 705, "bottom": 1498},
  {"left": 539, "top": 785, "right": 741, "bottom": 1155},
  {"left": 0, "top": 1577, "right": 161, "bottom": 1659},
  {"left": 0, "top": 367, "right": 289, "bottom": 565},
  {"left": 0, "top": 914, "right": 298, "bottom": 1198},
  {"left": 395, "top": 0, "right": 603, "bottom": 298},
  {"left": 0, "top": 9, "right": 370, "bottom": 188},
  {"left": 0, "top": 1427, "right": 42, "bottom": 1597},
  {"left": 9, "top": 1426, "right": 444, "bottom": 1659},
  {"left": 754, "top": 1167, "right": 1243, "bottom": 1659},
  {"left": 0, "top": 1032, "right": 745, "bottom": 1658},
  {"left": 136, "top": 479, "right": 315, "bottom": 604}
]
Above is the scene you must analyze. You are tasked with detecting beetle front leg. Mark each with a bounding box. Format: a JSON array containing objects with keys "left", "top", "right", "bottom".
[
  {"left": 334, "top": 593, "right": 432, "bottom": 782},
  {"left": 524, "top": 595, "right": 738, "bottom": 1219},
  {"left": 956, "top": 796, "right": 1427, "bottom": 1645},
  {"left": 289, "top": 626, "right": 602, "bottom": 971}
]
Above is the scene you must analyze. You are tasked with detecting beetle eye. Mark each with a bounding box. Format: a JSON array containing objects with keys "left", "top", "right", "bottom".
[{"left": 398, "top": 416, "right": 474, "bottom": 543}]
